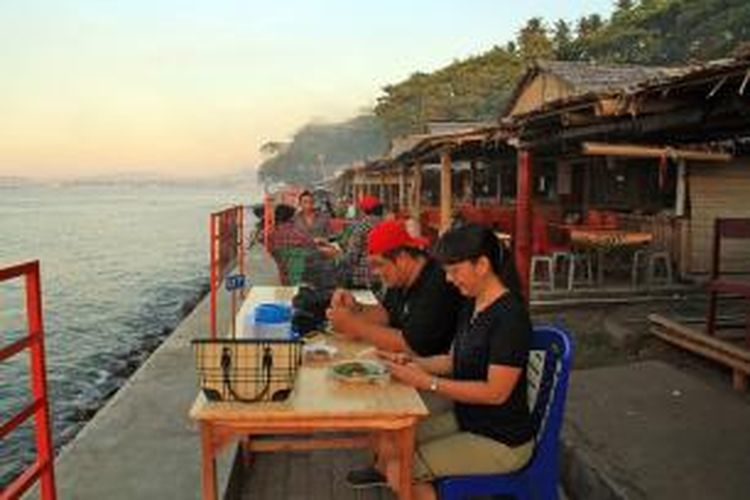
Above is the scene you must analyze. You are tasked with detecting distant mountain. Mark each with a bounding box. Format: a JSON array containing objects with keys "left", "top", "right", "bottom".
[
  {"left": 0, "top": 176, "right": 42, "bottom": 188},
  {"left": 257, "top": 114, "right": 389, "bottom": 185},
  {"left": 0, "top": 169, "right": 259, "bottom": 191}
]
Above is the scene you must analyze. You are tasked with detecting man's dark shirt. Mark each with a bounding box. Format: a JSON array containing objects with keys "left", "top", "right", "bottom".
[
  {"left": 452, "top": 292, "right": 533, "bottom": 447},
  {"left": 381, "top": 258, "right": 463, "bottom": 356}
]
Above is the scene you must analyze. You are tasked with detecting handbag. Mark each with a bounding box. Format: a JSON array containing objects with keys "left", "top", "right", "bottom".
[{"left": 193, "top": 338, "right": 302, "bottom": 402}]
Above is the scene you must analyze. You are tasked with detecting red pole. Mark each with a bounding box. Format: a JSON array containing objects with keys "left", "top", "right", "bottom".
[
  {"left": 263, "top": 194, "right": 273, "bottom": 250},
  {"left": 26, "top": 262, "right": 57, "bottom": 500},
  {"left": 238, "top": 205, "right": 245, "bottom": 300},
  {"left": 209, "top": 214, "right": 217, "bottom": 339},
  {"left": 515, "top": 149, "right": 533, "bottom": 303}
]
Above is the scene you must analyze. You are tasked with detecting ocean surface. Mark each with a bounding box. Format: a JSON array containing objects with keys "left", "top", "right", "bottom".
[{"left": 0, "top": 183, "right": 256, "bottom": 486}]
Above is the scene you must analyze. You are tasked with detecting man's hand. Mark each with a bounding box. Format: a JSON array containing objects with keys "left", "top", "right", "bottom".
[
  {"left": 318, "top": 244, "right": 340, "bottom": 259},
  {"left": 330, "top": 288, "right": 357, "bottom": 310},
  {"left": 376, "top": 350, "right": 412, "bottom": 365},
  {"left": 326, "top": 307, "right": 359, "bottom": 338},
  {"left": 384, "top": 361, "right": 432, "bottom": 391}
]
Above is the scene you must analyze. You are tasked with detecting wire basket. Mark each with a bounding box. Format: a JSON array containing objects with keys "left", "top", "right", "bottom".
[{"left": 193, "top": 338, "right": 302, "bottom": 403}]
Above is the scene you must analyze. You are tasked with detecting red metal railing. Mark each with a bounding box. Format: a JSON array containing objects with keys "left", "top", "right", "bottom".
[
  {"left": 0, "top": 260, "right": 56, "bottom": 500},
  {"left": 209, "top": 206, "right": 245, "bottom": 338}
]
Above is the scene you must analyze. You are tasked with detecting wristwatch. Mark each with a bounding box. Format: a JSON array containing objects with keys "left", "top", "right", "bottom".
[{"left": 429, "top": 376, "right": 439, "bottom": 393}]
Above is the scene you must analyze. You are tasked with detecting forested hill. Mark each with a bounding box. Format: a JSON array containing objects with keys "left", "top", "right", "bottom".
[
  {"left": 258, "top": 0, "right": 750, "bottom": 184},
  {"left": 257, "top": 114, "right": 387, "bottom": 185}
]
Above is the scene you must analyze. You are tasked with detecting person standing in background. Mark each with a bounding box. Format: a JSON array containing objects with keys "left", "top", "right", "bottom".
[
  {"left": 337, "top": 195, "right": 381, "bottom": 289},
  {"left": 294, "top": 190, "right": 331, "bottom": 242}
]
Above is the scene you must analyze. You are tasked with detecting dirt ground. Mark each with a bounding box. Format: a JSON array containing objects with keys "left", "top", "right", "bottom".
[{"left": 533, "top": 292, "right": 750, "bottom": 398}]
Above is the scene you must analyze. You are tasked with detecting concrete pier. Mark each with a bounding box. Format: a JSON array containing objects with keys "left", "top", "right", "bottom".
[{"left": 33, "top": 247, "right": 279, "bottom": 500}]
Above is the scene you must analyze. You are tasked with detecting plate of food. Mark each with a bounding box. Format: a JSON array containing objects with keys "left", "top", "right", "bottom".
[{"left": 329, "top": 360, "right": 389, "bottom": 384}]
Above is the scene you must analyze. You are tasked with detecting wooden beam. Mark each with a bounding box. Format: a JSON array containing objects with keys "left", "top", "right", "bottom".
[
  {"left": 649, "top": 314, "right": 750, "bottom": 363},
  {"left": 398, "top": 165, "right": 406, "bottom": 211},
  {"left": 469, "top": 161, "right": 477, "bottom": 205},
  {"left": 582, "top": 142, "right": 732, "bottom": 162},
  {"left": 515, "top": 150, "right": 532, "bottom": 303},
  {"left": 675, "top": 158, "right": 687, "bottom": 217},
  {"left": 594, "top": 98, "right": 621, "bottom": 116},
  {"left": 411, "top": 162, "right": 422, "bottom": 219},
  {"left": 440, "top": 150, "right": 453, "bottom": 234}
]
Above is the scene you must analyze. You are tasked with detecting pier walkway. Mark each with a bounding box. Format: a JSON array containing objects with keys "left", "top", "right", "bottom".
[
  {"left": 29, "top": 246, "right": 280, "bottom": 500},
  {"left": 29, "top": 245, "right": 750, "bottom": 500}
]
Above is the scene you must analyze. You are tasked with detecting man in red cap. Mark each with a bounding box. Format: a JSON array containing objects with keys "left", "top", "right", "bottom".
[{"left": 327, "top": 219, "right": 463, "bottom": 356}]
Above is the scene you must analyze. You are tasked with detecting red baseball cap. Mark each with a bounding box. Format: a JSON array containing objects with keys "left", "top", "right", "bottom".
[
  {"left": 367, "top": 220, "right": 428, "bottom": 256},
  {"left": 358, "top": 195, "right": 380, "bottom": 212}
]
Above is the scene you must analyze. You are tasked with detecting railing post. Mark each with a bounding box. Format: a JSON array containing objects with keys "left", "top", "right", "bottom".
[
  {"left": 1, "top": 260, "right": 57, "bottom": 500},
  {"left": 26, "top": 262, "right": 56, "bottom": 499},
  {"left": 209, "top": 214, "right": 217, "bottom": 339}
]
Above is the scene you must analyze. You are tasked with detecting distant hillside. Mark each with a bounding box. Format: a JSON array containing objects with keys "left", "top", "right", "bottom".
[
  {"left": 257, "top": 114, "right": 388, "bottom": 185},
  {"left": 258, "top": 0, "right": 750, "bottom": 184}
]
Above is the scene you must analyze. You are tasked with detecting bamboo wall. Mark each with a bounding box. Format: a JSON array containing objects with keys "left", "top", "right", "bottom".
[{"left": 688, "top": 158, "right": 750, "bottom": 275}]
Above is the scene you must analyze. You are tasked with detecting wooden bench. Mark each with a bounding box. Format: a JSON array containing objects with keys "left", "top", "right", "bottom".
[{"left": 649, "top": 313, "right": 750, "bottom": 391}]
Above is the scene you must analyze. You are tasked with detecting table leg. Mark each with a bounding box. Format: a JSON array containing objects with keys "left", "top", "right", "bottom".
[
  {"left": 396, "top": 424, "right": 416, "bottom": 500},
  {"left": 200, "top": 423, "right": 217, "bottom": 500},
  {"left": 596, "top": 249, "right": 605, "bottom": 286}
]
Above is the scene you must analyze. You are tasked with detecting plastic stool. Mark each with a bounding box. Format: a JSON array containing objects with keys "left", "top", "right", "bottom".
[
  {"left": 531, "top": 255, "right": 555, "bottom": 290},
  {"left": 646, "top": 251, "right": 673, "bottom": 285},
  {"left": 632, "top": 250, "right": 673, "bottom": 286},
  {"left": 567, "top": 252, "right": 594, "bottom": 290}
]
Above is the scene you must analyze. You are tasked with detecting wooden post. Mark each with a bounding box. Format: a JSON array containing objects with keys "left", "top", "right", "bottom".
[
  {"left": 675, "top": 158, "right": 687, "bottom": 217},
  {"left": 440, "top": 150, "right": 453, "bottom": 233},
  {"left": 470, "top": 160, "right": 477, "bottom": 205},
  {"left": 496, "top": 162, "right": 502, "bottom": 204},
  {"left": 412, "top": 163, "right": 422, "bottom": 219},
  {"left": 399, "top": 165, "right": 407, "bottom": 213},
  {"left": 515, "top": 150, "right": 533, "bottom": 303}
]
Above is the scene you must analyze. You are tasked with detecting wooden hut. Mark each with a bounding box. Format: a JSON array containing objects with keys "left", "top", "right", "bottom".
[{"left": 507, "top": 58, "right": 750, "bottom": 279}]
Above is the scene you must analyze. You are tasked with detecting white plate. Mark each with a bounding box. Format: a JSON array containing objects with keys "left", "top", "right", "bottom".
[{"left": 329, "top": 359, "right": 389, "bottom": 384}]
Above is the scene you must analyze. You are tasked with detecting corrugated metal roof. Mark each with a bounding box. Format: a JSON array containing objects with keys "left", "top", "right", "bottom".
[{"left": 538, "top": 60, "right": 687, "bottom": 95}]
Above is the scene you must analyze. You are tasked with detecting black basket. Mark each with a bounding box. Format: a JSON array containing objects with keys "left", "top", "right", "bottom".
[{"left": 193, "top": 338, "right": 302, "bottom": 403}]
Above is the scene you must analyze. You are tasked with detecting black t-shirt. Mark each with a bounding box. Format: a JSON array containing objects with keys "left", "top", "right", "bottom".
[
  {"left": 452, "top": 292, "right": 533, "bottom": 447},
  {"left": 381, "top": 258, "right": 463, "bottom": 356}
]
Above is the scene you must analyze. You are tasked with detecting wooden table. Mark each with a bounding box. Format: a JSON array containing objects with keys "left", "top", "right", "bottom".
[
  {"left": 192, "top": 286, "right": 428, "bottom": 500},
  {"left": 568, "top": 228, "right": 653, "bottom": 285}
]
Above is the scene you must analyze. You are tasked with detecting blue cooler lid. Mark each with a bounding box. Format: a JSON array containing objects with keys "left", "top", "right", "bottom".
[{"left": 254, "top": 302, "right": 292, "bottom": 324}]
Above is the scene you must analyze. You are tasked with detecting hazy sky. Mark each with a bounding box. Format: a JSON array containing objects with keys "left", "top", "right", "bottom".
[{"left": 0, "top": 1, "right": 614, "bottom": 179}]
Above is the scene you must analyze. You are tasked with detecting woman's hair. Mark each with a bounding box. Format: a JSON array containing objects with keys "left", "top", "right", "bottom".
[
  {"left": 433, "top": 223, "right": 522, "bottom": 296},
  {"left": 298, "top": 190, "right": 313, "bottom": 202}
]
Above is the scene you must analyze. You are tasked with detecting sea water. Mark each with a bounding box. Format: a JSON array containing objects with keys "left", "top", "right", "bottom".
[{"left": 0, "top": 182, "right": 255, "bottom": 486}]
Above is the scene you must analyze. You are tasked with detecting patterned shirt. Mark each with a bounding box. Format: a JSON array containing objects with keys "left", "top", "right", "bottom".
[
  {"left": 267, "top": 222, "right": 336, "bottom": 290},
  {"left": 337, "top": 215, "right": 379, "bottom": 288}
]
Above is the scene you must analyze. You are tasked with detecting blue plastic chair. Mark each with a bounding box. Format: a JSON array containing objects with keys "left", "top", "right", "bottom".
[{"left": 436, "top": 325, "right": 574, "bottom": 500}]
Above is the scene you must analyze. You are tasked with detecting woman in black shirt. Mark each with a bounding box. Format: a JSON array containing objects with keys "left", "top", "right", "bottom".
[{"left": 366, "top": 224, "right": 534, "bottom": 500}]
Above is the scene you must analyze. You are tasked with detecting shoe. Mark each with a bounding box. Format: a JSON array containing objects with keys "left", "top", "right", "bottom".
[{"left": 345, "top": 466, "right": 387, "bottom": 489}]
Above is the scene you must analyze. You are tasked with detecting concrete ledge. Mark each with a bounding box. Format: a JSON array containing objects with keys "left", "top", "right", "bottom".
[
  {"left": 28, "top": 248, "right": 279, "bottom": 500},
  {"left": 561, "top": 361, "right": 750, "bottom": 500}
]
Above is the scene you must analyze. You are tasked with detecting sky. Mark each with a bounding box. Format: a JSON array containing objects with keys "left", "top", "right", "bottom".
[{"left": 0, "top": 1, "right": 614, "bottom": 179}]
